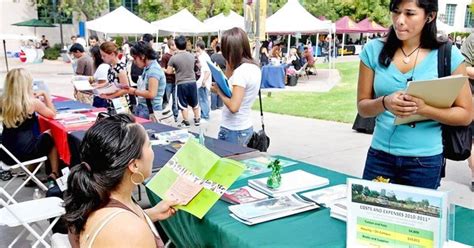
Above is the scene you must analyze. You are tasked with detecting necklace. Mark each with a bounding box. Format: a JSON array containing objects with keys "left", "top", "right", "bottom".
[{"left": 400, "top": 45, "right": 421, "bottom": 64}]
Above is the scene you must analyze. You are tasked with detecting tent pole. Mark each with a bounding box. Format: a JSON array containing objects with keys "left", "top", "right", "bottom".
[
  {"left": 315, "top": 33, "right": 319, "bottom": 57},
  {"left": 3, "top": 40, "right": 9, "bottom": 72},
  {"left": 287, "top": 34, "right": 291, "bottom": 57},
  {"left": 341, "top": 33, "right": 345, "bottom": 57}
]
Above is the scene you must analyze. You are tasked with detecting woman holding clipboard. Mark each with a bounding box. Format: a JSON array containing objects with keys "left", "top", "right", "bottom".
[
  {"left": 211, "top": 27, "right": 261, "bottom": 146},
  {"left": 357, "top": 0, "right": 472, "bottom": 189}
]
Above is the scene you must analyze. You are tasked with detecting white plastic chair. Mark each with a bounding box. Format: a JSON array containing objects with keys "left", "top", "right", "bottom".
[
  {"left": 0, "top": 187, "right": 65, "bottom": 248},
  {"left": 0, "top": 144, "right": 48, "bottom": 203}
]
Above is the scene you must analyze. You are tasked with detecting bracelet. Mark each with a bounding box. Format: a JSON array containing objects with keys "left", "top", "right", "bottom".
[{"left": 381, "top": 95, "right": 388, "bottom": 111}]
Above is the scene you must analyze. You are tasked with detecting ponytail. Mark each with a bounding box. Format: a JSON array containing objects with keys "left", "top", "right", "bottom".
[{"left": 63, "top": 114, "right": 146, "bottom": 235}]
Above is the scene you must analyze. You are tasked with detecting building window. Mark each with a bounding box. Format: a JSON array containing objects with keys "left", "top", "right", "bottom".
[
  {"left": 465, "top": 5, "right": 474, "bottom": 28},
  {"left": 110, "top": 0, "right": 139, "bottom": 14},
  {"left": 37, "top": 0, "right": 73, "bottom": 24},
  {"left": 445, "top": 4, "right": 457, "bottom": 26}
]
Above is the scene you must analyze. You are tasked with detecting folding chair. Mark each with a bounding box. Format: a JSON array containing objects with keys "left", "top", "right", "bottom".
[
  {"left": 0, "top": 187, "right": 65, "bottom": 248},
  {"left": 296, "top": 63, "right": 310, "bottom": 80},
  {"left": 0, "top": 144, "right": 48, "bottom": 203}
]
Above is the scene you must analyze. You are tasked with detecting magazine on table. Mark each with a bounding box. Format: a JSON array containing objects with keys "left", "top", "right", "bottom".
[
  {"left": 146, "top": 139, "right": 245, "bottom": 219},
  {"left": 239, "top": 156, "right": 297, "bottom": 180},
  {"left": 300, "top": 184, "right": 347, "bottom": 206},
  {"left": 248, "top": 170, "right": 329, "bottom": 197},
  {"left": 221, "top": 186, "right": 269, "bottom": 204},
  {"left": 228, "top": 194, "right": 319, "bottom": 225},
  {"left": 152, "top": 129, "right": 190, "bottom": 143}
]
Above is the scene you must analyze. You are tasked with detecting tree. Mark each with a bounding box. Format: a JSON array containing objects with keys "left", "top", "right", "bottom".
[{"left": 33, "top": 0, "right": 108, "bottom": 21}]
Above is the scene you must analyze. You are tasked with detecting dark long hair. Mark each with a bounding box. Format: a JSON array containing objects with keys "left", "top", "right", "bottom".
[
  {"left": 379, "top": 0, "right": 440, "bottom": 67},
  {"left": 63, "top": 114, "right": 147, "bottom": 235},
  {"left": 90, "top": 45, "right": 103, "bottom": 70},
  {"left": 130, "top": 41, "right": 157, "bottom": 60},
  {"left": 221, "top": 27, "right": 257, "bottom": 71}
]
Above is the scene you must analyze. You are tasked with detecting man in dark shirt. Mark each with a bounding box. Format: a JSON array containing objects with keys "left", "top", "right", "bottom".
[
  {"left": 160, "top": 39, "right": 178, "bottom": 120},
  {"left": 69, "top": 43, "right": 93, "bottom": 76},
  {"left": 166, "top": 36, "right": 201, "bottom": 127},
  {"left": 210, "top": 44, "right": 225, "bottom": 110}
]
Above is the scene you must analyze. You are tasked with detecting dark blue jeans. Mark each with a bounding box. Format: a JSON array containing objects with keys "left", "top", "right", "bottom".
[{"left": 363, "top": 147, "right": 443, "bottom": 189}]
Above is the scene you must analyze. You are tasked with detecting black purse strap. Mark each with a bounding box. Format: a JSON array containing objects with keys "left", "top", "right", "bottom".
[
  {"left": 438, "top": 41, "right": 452, "bottom": 77},
  {"left": 258, "top": 89, "right": 265, "bottom": 131}
]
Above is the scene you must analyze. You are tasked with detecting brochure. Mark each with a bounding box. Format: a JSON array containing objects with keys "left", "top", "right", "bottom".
[
  {"left": 229, "top": 194, "right": 319, "bottom": 225},
  {"left": 152, "top": 129, "right": 190, "bottom": 143},
  {"left": 239, "top": 156, "right": 297, "bottom": 180},
  {"left": 301, "top": 184, "right": 347, "bottom": 206},
  {"left": 146, "top": 139, "right": 245, "bottom": 219},
  {"left": 72, "top": 80, "right": 121, "bottom": 96},
  {"left": 347, "top": 179, "right": 449, "bottom": 248},
  {"left": 207, "top": 61, "right": 232, "bottom": 98},
  {"left": 221, "top": 186, "right": 269, "bottom": 204},
  {"left": 248, "top": 170, "right": 329, "bottom": 197}
]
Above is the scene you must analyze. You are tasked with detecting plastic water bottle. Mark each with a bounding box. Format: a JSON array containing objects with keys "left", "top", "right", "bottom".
[
  {"left": 198, "top": 127, "right": 205, "bottom": 145},
  {"left": 32, "top": 188, "right": 43, "bottom": 200}
]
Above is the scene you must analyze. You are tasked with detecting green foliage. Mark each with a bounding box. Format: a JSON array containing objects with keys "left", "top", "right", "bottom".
[
  {"left": 33, "top": 0, "right": 108, "bottom": 21},
  {"left": 43, "top": 45, "right": 61, "bottom": 60}
]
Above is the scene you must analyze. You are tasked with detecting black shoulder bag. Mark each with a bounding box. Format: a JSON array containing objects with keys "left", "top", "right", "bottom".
[
  {"left": 247, "top": 89, "right": 270, "bottom": 152},
  {"left": 439, "top": 41, "right": 472, "bottom": 161}
]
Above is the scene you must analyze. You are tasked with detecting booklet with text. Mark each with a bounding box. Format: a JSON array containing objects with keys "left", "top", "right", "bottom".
[
  {"left": 146, "top": 139, "right": 245, "bottom": 219},
  {"left": 221, "top": 186, "right": 269, "bottom": 204},
  {"left": 229, "top": 194, "right": 319, "bottom": 225}
]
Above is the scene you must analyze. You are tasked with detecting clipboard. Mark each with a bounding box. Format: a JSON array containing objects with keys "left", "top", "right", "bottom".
[
  {"left": 207, "top": 61, "right": 232, "bottom": 98},
  {"left": 394, "top": 75, "right": 468, "bottom": 125}
]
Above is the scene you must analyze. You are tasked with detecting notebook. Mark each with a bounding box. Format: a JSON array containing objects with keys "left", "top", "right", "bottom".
[
  {"left": 394, "top": 75, "right": 468, "bottom": 125},
  {"left": 207, "top": 61, "right": 232, "bottom": 98}
]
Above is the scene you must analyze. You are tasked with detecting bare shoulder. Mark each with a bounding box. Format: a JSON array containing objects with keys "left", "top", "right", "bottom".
[{"left": 83, "top": 208, "right": 155, "bottom": 248}]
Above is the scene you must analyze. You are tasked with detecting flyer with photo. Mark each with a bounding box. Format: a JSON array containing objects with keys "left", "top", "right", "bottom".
[{"left": 347, "top": 179, "right": 448, "bottom": 248}]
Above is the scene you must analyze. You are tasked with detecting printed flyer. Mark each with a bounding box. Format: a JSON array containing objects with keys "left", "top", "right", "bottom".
[{"left": 347, "top": 179, "right": 448, "bottom": 248}]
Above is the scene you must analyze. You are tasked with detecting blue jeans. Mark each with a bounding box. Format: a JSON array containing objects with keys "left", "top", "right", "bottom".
[
  {"left": 218, "top": 126, "right": 253, "bottom": 146},
  {"left": 134, "top": 103, "right": 161, "bottom": 120},
  {"left": 167, "top": 83, "right": 179, "bottom": 120},
  {"left": 198, "top": 87, "right": 210, "bottom": 120},
  {"left": 363, "top": 147, "right": 443, "bottom": 189},
  {"left": 211, "top": 92, "right": 223, "bottom": 110}
]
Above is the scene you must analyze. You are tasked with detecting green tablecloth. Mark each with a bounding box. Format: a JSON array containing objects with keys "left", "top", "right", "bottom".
[{"left": 146, "top": 156, "right": 474, "bottom": 247}]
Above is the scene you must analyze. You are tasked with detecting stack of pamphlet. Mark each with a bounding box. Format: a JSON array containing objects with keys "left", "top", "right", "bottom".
[
  {"left": 301, "top": 184, "right": 348, "bottom": 221},
  {"left": 228, "top": 194, "right": 319, "bottom": 225},
  {"left": 56, "top": 113, "right": 92, "bottom": 126},
  {"left": 221, "top": 186, "right": 269, "bottom": 204},
  {"left": 152, "top": 129, "right": 190, "bottom": 143},
  {"left": 248, "top": 170, "right": 329, "bottom": 197}
]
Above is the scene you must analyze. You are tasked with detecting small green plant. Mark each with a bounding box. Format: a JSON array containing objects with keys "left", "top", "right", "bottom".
[{"left": 267, "top": 159, "right": 282, "bottom": 189}]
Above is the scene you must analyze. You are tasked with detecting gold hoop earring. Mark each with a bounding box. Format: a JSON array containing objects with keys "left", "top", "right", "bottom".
[{"left": 130, "top": 171, "right": 145, "bottom": 185}]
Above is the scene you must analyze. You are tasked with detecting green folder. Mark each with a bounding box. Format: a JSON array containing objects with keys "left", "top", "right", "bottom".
[{"left": 146, "top": 139, "right": 245, "bottom": 219}]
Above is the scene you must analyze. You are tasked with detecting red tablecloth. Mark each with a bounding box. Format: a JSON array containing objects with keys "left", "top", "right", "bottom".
[{"left": 38, "top": 109, "right": 150, "bottom": 165}]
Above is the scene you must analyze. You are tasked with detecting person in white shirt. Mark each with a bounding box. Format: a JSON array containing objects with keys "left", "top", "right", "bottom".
[
  {"left": 89, "top": 45, "right": 110, "bottom": 108},
  {"left": 211, "top": 27, "right": 261, "bottom": 146},
  {"left": 195, "top": 40, "right": 212, "bottom": 120}
]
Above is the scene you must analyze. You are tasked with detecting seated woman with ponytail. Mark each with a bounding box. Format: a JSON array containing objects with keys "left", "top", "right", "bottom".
[{"left": 64, "top": 114, "right": 178, "bottom": 248}]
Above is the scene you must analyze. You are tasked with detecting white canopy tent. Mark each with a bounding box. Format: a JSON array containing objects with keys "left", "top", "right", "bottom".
[
  {"left": 85, "top": 6, "right": 157, "bottom": 35},
  {"left": 266, "top": 0, "right": 335, "bottom": 68},
  {"left": 204, "top": 10, "right": 244, "bottom": 32},
  {"left": 152, "top": 9, "right": 212, "bottom": 36}
]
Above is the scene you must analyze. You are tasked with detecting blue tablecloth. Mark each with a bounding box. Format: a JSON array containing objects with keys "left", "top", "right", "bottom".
[
  {"left": 261, "top": 65, "right": 286, "bottom": 89},
  {"left": 53, "top": 100, "right": 93, "bottom": 111}
]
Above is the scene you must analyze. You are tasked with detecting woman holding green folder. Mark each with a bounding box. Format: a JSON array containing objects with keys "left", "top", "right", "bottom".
[
  {"left": 212, "top": 27, "right": 262, "bottom": 146},
  {"left": 64, "top": 114, "right": 178, "bottom": 247},
  {"left": 357, "top": 0, "right": 472, "bottom": 189}
]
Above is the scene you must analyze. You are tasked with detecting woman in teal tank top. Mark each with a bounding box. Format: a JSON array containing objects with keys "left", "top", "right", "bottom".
[{"left": 357, "top": 0, "right": 472, "bottom": 189}]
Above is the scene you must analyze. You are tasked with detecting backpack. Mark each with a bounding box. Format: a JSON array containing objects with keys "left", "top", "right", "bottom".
[{"left": 438, "top": 41, "right": 472, "bottom": 161}]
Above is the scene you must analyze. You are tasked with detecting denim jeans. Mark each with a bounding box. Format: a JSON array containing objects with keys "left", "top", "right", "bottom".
[
  {"left": 167, "top": 83, "right": 179, "bottom": 120},
  {"left": 134, "top": 103, "right": 162, "bottom": 120},
  {"left": 198, "top": 87, "right": 210, "bottom": 120},
  {"left": 211, "top": 92, "right": 223, "bottom": 110},
  {"left": 218, "top": 126, "right": 253, "bottom": 146},
  {"left": 363, "top": 147, "right": 443, "bottom": 189}
]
